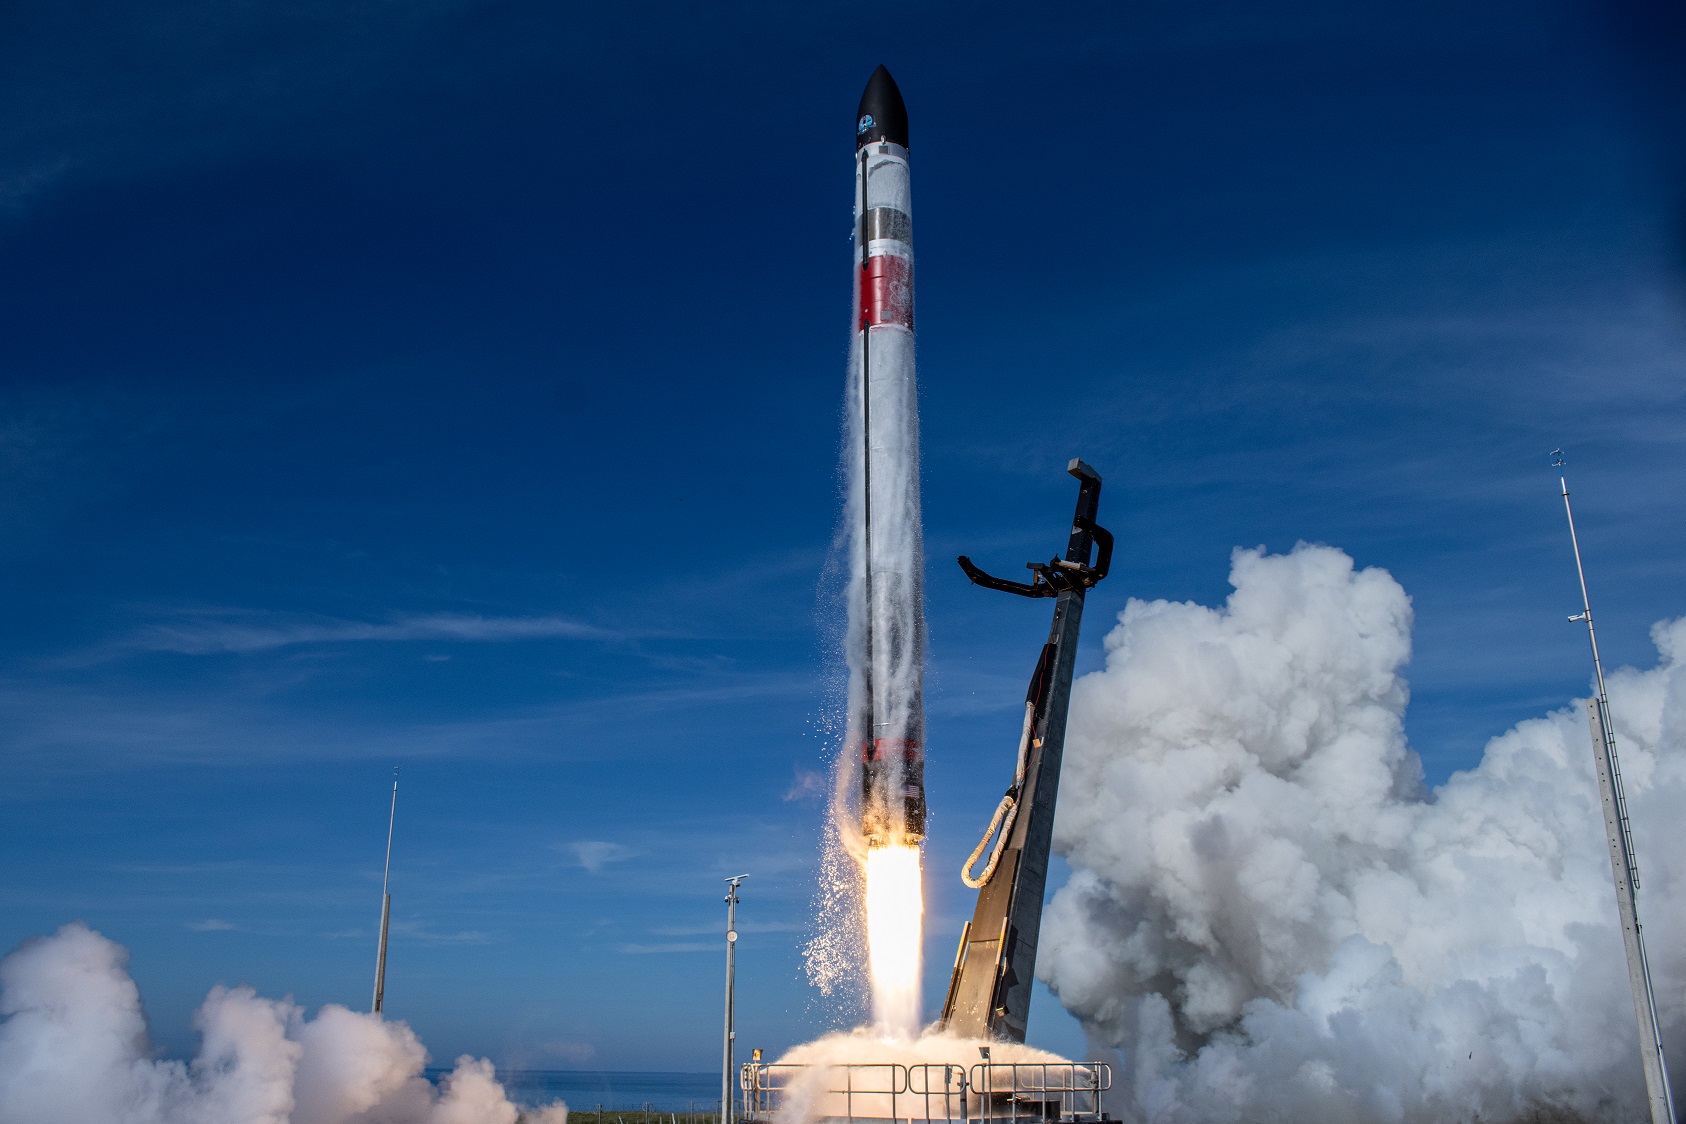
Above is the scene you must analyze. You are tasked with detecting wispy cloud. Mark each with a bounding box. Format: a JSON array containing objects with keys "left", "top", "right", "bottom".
[
  {"left": 115, "top": 609, "right": 614, "bottom": 656},
  {"left": 532, "top": 1039, "right": 598, "bottom": 1065},
  {"left": 783, "top": 767, "right": 825, "bottom": 802},
  {"left": 192, "top": 917, "right": 468, "bottom": 940},
  {"left": 112, "top": 860, "right": 267, "bottom": 875},
  {"left": 646, "top": 920, "right": 800, "bottom": 937},
  {"left": 616, "top": 941, "right": 716, "bottom": 955},
  {"left": 566, "top": 841, "right": 634, "bottom": 873},
  {"left": 0, "top": 663, "right": 820, "bottom": 773},
  {"left": 388, "top": 920, "right": 491, "bottom": 944}
]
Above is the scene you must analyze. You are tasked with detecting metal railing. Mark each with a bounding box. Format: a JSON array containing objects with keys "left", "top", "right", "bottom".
[{"left": 740, "top": 1061, "right": 1109, "bottom": 1123}]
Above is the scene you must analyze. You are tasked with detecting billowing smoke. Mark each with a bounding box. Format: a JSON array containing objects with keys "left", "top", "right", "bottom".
[
  {"left": 1042, "top": 543, "right": 1685, "bottom": 1123},
  {"left": 0, "top": 922, "right": 567, "bottom": 1124}
]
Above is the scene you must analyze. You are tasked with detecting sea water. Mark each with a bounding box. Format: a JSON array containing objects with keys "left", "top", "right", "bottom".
[{"left": 427, "top": 1070, "right": 720, "bottom": 1112}]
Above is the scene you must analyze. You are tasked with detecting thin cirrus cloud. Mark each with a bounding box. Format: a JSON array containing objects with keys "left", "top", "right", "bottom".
[
  {"left": 616, "top": 920, "right": 800, "bottom": 954},
  {"left": 615, "top": 941, "right": 717, "bottom": 955},
  {"left": 387, "top": 920, "right": 491, "bottom": 945},
  {"left": 566, "top": 841, "right": 635, "bottom": 874},
  {"left": 185, "top": 918, "right": 235, "bottom": 932},
  {"left": 180, "top": 918, "right": 488, "bottom": 942},
  {"left": 113, "top": 610, "right": 618, "bottom": 656},
  {"left": 647, "top": 921, "right": 800, "bottom": 937},
  {"left": 0, "top": 667, "right": 821, "bottom": 771}
]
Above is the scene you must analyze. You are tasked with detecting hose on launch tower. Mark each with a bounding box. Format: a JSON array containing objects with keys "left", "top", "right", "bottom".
[{"left": 961, "top": 699, "right": 1036, "bottom": 889}]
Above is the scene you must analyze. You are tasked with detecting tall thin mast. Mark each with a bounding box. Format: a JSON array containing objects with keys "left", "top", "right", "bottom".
[
  {"left": 722, "top": 875, "right": 747, "bottom": 1124},
  {"left": 1555, "top": 451, "right": 1675, "bottom": 1124},
  {"left": 371, "top": 768, "right": 398, "bottom": 1016}
]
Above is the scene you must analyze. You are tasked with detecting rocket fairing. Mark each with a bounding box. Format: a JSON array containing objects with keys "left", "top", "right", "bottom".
[{"left": 851, "top": 65, "right": 927, "bottom": 849}]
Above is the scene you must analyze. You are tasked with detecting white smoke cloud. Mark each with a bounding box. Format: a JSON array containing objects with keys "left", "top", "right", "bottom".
[
  {"left": 0, "top": 922, "right": 567, "bottom": 1124},
  {"left": 1043, "top": 543, "right": 1685, "bottom": 1123}
]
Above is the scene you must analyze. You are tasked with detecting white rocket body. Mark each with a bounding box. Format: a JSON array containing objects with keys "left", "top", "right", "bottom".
[{"left": 849, "top": 70, "right": 925, "bottom": 849}]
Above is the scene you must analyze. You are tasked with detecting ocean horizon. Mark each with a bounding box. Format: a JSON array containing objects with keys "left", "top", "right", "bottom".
[{"left": 426, "top": 1069, "right": 723, "bottom": 1112}]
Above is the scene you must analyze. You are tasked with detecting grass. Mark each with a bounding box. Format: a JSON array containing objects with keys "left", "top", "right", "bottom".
[{"left": 532, "top": 1111, "right": 726, "bottom": 1124}]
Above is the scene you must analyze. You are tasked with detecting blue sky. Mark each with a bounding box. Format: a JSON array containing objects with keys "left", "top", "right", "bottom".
[{"left": 3, "top": 0, "right": 1684, "bottom": 1073}]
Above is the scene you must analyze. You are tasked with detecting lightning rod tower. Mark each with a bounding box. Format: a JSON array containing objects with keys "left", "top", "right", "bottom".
[
  {"left": 372, "top": 768, "right": 399, "bottom": 1016},
  {"left": 1555, "top": 451, "right": 1674, "bottom": 1124}
]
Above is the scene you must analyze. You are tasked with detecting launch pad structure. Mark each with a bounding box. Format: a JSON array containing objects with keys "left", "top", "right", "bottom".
[{"left": 742, "top": 1060, "right": 1110, "bottom": 1124}]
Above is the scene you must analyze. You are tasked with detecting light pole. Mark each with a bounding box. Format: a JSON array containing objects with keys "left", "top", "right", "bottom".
[{"left": 722, "top": 875, "right": 748, "bottom": 1124}]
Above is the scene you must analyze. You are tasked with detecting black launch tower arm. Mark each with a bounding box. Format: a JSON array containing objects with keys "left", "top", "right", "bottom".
[
  {"left": 957, "top": 514, "right": 1111, "bottom": 598},
  {"left": 939, "top": 458, "right": 1109, "bottom": 1043}
]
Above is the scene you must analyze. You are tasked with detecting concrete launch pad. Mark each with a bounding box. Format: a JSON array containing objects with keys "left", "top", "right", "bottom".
[{"left": 741, "top": 1059, "right": 1111, "bottom": 1124}]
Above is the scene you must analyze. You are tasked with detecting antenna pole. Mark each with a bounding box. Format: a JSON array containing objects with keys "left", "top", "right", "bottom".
[
  {"left": 1555, "top": 452, "right": 1675, "bottom": 1124},
  {"left": 722, "top": 875, "right": 747, "bottom": 1124},
  {"left": 372, "top": 768, "right": 399, "bottom": 1016}
]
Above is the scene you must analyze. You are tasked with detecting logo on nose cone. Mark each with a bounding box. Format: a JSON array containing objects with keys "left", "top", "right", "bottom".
[{"left": 857, "top": 114, "right": 875, "bottom": 135}]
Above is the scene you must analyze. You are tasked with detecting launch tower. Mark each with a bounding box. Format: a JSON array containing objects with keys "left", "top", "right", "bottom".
[{"left": 940, "top": 461, "right": 1112, "bottom": 1041}]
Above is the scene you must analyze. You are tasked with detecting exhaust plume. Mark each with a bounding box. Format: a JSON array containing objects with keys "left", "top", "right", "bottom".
[
  {"left": 1041, "top": 543, "right": 1685, "bottom": 1123},
  {"left": 0, "top": 922, "right": 567, "bottom": 1124},
  {"left": 863, "top": 844, "right": 924, "bottom": 1036}
]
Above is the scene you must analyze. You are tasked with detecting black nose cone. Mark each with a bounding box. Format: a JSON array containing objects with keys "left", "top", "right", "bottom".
[{"left": 855, "top": 65, "right": 908, "bottom": 151}]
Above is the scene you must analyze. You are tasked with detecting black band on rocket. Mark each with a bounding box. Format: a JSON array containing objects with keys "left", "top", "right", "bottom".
[{"left": 861, "top": 208, "right": 913, "bottom": 245}]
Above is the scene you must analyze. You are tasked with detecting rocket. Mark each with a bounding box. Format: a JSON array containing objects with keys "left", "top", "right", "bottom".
[{"left": 851, "top": 65, "right": 926, "bottom": 849}]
